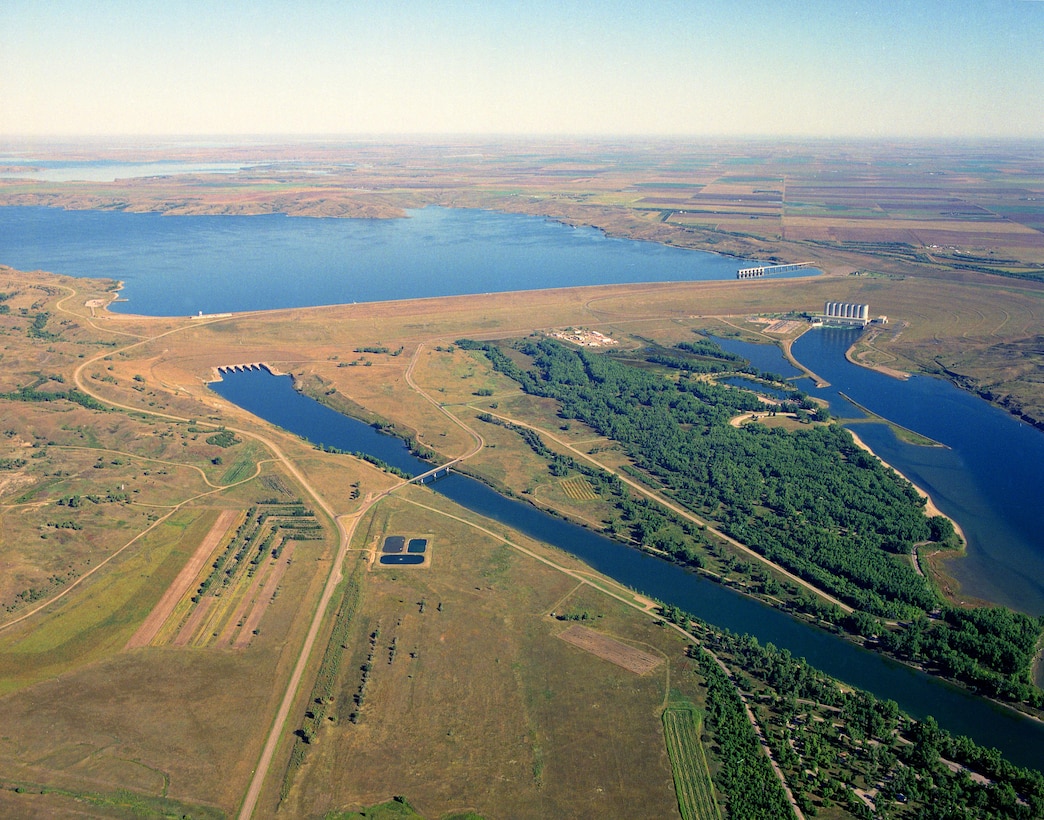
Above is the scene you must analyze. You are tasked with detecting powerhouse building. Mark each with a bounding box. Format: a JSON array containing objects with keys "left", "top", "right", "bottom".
[{"left": 823, "top": 302, "right": 870, "bottom": 326}]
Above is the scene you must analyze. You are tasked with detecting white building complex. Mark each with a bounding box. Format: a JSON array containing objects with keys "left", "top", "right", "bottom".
[{"left": 822, "top": 302, "right": 870, "bottom": 326}]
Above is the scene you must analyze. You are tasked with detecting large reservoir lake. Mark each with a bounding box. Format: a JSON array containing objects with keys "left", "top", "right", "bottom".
[
  {"left": 0, "top": 159, "right": 259, "bottom": 183},
  {"left": 4, "top": 203, "right": 1043, "bottom": 764},
  {"left": 2, "top": 204, "right": 1039, "bottom": 613},
  {"left": 0, "top": 205, "right": 801, "bottom": 316}
]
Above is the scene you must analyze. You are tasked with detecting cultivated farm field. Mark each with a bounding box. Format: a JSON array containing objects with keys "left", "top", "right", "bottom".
[{"left": 1, "top": 137, "right": 1043, "bottom": 816}]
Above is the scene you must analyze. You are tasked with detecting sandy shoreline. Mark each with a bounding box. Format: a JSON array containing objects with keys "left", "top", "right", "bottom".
[
  {"left": 845, "top": 427, "right": 967, "bottom": 545},
  {"left": 844, "top": 344, "right": 911, "bottom": 381}
]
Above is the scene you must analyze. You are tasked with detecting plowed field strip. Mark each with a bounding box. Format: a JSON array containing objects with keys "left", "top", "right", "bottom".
[
  {"left": 191, "top": 519, "right": 281, "bottom": 646},
  {"left": 193, "top": 578, "right": 247, "bottom": 647},
  {"left": 234, "top": 543, "right": 296, "bottom": 648},
  {"left": 217, "top": 580, "right": 257, "bottom": 646},
  {"left": 217, "top": 554, "right": 275, "bottom": 646},
  {"left": 173, "top": 596, "right": 214, "bottom": 646},
  {"left": 558, "top": 624, "right": 661, "bottom": 674},
  {"left": 125, "top": 509, "right": 239, "bottom": 650}
]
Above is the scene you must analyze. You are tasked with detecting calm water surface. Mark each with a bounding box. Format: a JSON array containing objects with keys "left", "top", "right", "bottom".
[
  {"left": 0, "top": 205, "right": 812, "bottom": 316},
  {"left": 719, "top": 376, "right": 794, "bottom": 401},
  {"left": 211, "top": 367, "right": 1044, "bottom": 771},
  {"left": 715, "top": 330, "right": 1044, "bottom": 615},
  {"left": 5, "top": 202, "right": 1041, "bottom": 760},
  {"left": 0, "top": 159, "right": 257, "bottom": 182}
]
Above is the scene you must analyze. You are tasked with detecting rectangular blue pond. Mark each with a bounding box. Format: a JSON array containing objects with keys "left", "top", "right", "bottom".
[{"left": 380, "top": 554, "right": 426, "bottom": 565}]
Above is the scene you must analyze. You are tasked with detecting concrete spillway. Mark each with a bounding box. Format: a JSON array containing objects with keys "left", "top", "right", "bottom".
[
  {"left": 217, "top": 363, "right": 272, "bottom": 375},
  {"left": 736, "top": 262, "right": 812, "bottom": 279}
]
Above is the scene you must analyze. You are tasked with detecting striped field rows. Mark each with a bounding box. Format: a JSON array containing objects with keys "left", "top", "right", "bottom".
[
  {"left": 559, "top": 476, "right": 598, "bottom": 500},
  {"left": 663, "top": 706, "right": 722, "bottom": 820}
]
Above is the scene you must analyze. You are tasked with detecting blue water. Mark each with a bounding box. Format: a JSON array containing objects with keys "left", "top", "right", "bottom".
[
  {"left": 719, "top": 376, "right": 794, "bottom": 401},
  {"left": 713, "top": 331, "right": 1044, "bottom": 615},
  {"left": 380, "top": 555, "right": 425, "bottom": 565},
  {"left": 0, "top": 205, "right": 812, "bottom": 316},
  {"left": 796, "top": 328, "right": 1044, "bottom": 614},
  {"left": 710, "top": 334, "right": 805, "bottom": 379},
  {"left": 210, "top": 366, "right": 1044, "bottom": 771},
  {"left": 5, "top": 200, "right": 1042, "bottom": 763},
  {"left": 212, "top": 367, "right": 426, "bottom": 476},
  {"left": 0, "top": 159, "right": 257, "bottom": 182}
]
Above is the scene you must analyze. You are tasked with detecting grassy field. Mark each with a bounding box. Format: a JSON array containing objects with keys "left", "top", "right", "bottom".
[
  {"left": 0, "top": 507, "right": 215, "bottom": 691},
  {"left": 0, "top": 140, "right": 1042, "bottom": 816},
  {"left": 663, "top": 698, "right": 722, "bottom": 820},
  {"left": 270, "top": 488, "right": 701, "bottom": 820},
  {"left": 2, "top": 266, "right": 729, "bottom": 817}
]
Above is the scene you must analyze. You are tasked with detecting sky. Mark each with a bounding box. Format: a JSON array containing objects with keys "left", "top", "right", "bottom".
[{"left": 2, "top": 0, "right": 1043, "bottom": 139}]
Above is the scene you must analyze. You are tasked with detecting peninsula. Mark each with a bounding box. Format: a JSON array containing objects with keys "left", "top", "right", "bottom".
[{"left": 0, "top": 139, "right": 1043, "bottom": 819}]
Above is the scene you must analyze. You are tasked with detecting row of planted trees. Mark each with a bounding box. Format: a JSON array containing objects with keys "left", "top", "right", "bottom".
[{"left": 690, "top": 617, "right": 1044, "bottom": 819}]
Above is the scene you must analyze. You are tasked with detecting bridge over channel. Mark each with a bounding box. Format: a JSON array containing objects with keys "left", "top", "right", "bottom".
[
  {"left": 405, "top": 463, "right": 454, "bottom": 486},
  {"left": 736, "top": 262, "right": 813, "bottom": 279}
]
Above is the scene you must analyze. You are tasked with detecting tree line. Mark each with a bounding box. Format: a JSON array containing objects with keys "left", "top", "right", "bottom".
[{"left": 460, "top": 335, "right": 1043, "bottom": 707}]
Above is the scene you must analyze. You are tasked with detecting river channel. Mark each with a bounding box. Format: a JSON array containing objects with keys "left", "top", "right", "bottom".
[
  {"left": 714, "top": 330, "right": 1044, "bottom": 617},
  {"left": 211, "top": 366, "right": 1044, "bottom": 773},
  {"left": 3, "top": 201, "right": 1041, "bottom": 765}
]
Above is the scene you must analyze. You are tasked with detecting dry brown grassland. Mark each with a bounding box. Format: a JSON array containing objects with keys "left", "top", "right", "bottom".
[
  {"left": 0, "top": 267, "right": 723, "bottom": 818},
  {"left": 1, "top": 140, "right": 1043, "bottom": 816},
  {"left": 3, "top": 139, "right": 1042, "bottom": 420},
  {"left": 271, "top": 489, "right": 697, "bottom": 820},
  {"left": 1, "top": 258, "right": 1042, "bottom": 816}
]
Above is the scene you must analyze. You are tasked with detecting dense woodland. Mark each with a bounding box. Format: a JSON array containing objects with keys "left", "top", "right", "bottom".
[
  {"left": 461, "top": 336, "right": 1044, "bottom": 707},
  {"left": 695, "top": 647, "right": 794, "bottom": 819},
  {"left": 697, "top": 624, "right": 1044, "bottom": 819}
]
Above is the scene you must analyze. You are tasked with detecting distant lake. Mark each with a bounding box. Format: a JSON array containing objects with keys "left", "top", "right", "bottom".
[
  {"left": 0, "top": 159, "right": 258, "bottom": 182},
  {"left": 0, "top": 205, "right": 812, "bottom": 316}
]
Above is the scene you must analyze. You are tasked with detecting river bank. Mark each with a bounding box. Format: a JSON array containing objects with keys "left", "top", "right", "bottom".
[
  {"left": 845, "top": 427, "right": 967, "bottom": 548},
  {"left": 211, "top": 365, "right": 1044, "bottom": 771},
  {"left": 784, "top": 326, "right": 1044, "bottom": 617}
]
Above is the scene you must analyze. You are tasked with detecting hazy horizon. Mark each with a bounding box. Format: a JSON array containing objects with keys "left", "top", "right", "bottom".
[
  {"left": 3, "top": 1, "right": 1043, "bottom": 140},
  {"left": 5, "top": 133, "right": 1044, "bottom": 145}
]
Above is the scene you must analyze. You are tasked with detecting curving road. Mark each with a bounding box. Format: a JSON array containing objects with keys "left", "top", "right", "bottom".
[{"left": 48, "top": 288, "right": 805, "bottom": 816}]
